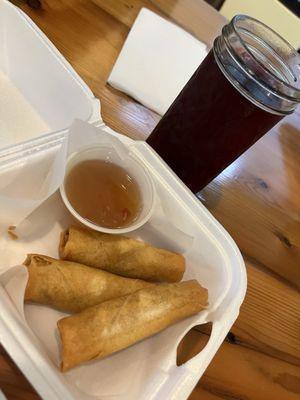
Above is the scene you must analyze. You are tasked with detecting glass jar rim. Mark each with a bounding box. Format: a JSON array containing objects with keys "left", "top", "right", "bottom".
[{"left": 227, "top": 15, "right": 300, "bottom": 101}]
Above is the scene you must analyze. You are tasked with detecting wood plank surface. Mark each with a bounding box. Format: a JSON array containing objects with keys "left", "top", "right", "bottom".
[
  {"left": 199, "top": 111, "right": 300, "bottom": 289},
  {"left": 196, "top": 259, "right": 300, "bottom": 366},
  {"left": 2, "top": 1, "right": 300, "bottom": 399},
  {"left": 178, "top": 330, "right": 300, "bottom": 400},
  {"left": 0, "top": 347, "right": 39, "bottom": 400},
  {"left": 92, "top": 0, "right": 226, "bottom": 45}
]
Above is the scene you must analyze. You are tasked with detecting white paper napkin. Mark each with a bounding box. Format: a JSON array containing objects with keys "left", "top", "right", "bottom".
[{"left": 108, "top": 8, "right": 208, "bottom": 115}]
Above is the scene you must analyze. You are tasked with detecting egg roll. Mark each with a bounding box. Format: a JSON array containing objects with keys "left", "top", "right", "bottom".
[
  {"left": 24, "top": 254, "right": 153, "bottom": 313},
  {"left": 58, "top": 280, "right": 208, "bottom": 371},
  {"left": 59, "top": 227, "right": 185, "bottom": 282}
]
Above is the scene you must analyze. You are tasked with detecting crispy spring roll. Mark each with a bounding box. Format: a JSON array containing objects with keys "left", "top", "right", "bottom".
[
  {"left": 24, "top": 254, "right": 153, "bottom": 313},
  {"left": 59, "top": 227, "right": 185, "bottom": 282},
  {"left": 58, "top": 280, "right": 208, "bottom": 371}
]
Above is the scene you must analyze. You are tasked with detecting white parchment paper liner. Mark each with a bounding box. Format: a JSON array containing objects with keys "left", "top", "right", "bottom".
[
  {"left": 0, "top": 252, "right": 207, "bottom": 398},
  {"left": 0, "top": 121, "right": 202, "bottom": 398}
]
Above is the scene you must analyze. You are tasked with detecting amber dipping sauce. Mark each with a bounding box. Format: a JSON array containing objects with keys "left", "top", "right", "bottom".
[{"left": 65, "top": 160, "right": 142, "bottom": 228}]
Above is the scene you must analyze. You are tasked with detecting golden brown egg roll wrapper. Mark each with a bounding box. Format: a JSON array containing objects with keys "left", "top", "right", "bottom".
[
  {"left": 24, "top": 254, "right": 153, "bottom": 313},
  {"left": 59, "top": 227, "right": 185, "bottom": 282},
  {"left": 58, "top": 280, "right": 208, "bottom": 371}
]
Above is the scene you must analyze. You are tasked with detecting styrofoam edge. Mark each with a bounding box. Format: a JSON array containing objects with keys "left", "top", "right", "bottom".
[
  {"left": 78, "top": 131, "right": 246, "bottom": 310},
  {"left": 0, "top": 126, "right": 246, "bottom": 400},
  {"left": 0, "top": 290, "right": 240, "bottom": 400},
  {"left": 181, "top": 327, "right": 234, "bottom": 400},
  {"left": 131, "top": 142, "right": 247, "bottom": 310},
  {"left": 60, "top": 127, "right": 246, "bottom": 312},
  {"left": 8, "top": 1, "right": 95, "bottom": 101},
  {"left": 0, "top": 0, "right": 102, "bottom": 157},
  {"left": 0, "top": 391, "right": 7, "bottom": 400},
  {"left": 0, "top": 286, "right": 239, "bottom": 400},
  {"left": 0, "top": 119, "right": 246, "bottom": 312},
  {"left": 0, "top": 286, "right": 75, "bottom": 400},
  {"left": 0, "top": 97, "right": 101, "bottom": 160},
  {"left": 0, "top": 108, "right": 104, "bottom": 172},
  {"left": 129, "top": 142, "right": 246, "bottom": 394},
  {"left": 138, "top": 312, "right": 238, "bottom": 400}
]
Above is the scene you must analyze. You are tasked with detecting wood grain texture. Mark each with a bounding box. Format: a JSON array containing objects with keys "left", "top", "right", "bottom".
[
  {"left": 179, "top": 330, "right": 300, "bottom": 400},
  {"left": 3, "top": 1, "right": 300, "bottom": 400},
  {"left": 199, "top": 112, "right": 300, "bottom": 289},
  {"left": 0, "top": 347, "right": 40, "bottom": 400},
  {"left": 233, "top": 261, "right": 300, "bottom": 365},
  {"left": 196, "top": 260, "right": 300, "bottom": 366},
  {"left": 92, "top": 0, "right": 227, "bottom": 46}
]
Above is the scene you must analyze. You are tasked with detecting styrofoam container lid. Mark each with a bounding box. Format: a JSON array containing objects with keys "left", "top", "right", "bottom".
[{"left": 0, "top": 0, "right": 101, "bottom": 152}]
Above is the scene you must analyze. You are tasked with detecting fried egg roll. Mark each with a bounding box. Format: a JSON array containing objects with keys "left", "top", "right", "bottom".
[
  {"left": 58, "top": 280, "right": 208, "bottom": 371},
  {"left": 24, "top": 254, "right": 152, "bottom": 313},
  {"left": 59, "top": 227, "right": 185, "bottom": 282}
]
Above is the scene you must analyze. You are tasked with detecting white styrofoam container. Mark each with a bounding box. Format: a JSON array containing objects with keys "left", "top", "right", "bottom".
[
  {"left": 0, "top": 0, "right": 101, "bottom": 152},
  {"left": 0, "top": 146, "right": 247, "bottom": 399},
  {"left": 0, "top": 1, "right": 247, "bottom": 399}
]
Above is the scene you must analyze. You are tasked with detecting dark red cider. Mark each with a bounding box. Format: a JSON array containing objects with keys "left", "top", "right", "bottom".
[{"left": 147, "top": 50, "right": 283, "bottom": 192}]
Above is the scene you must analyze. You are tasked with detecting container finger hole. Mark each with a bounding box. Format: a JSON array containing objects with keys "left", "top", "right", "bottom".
[{"left": 176, "top": 322, "right": 212, "bottom": 366}]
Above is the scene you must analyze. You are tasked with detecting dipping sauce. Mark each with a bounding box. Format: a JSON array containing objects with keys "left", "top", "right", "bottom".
[{"left": 65, "top": 160, "right": 142, "bottom": 228}]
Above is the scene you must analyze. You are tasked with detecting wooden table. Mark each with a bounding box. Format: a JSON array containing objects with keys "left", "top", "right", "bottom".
[{"left": 2, "top": 1, "right": 300, "bottom": 399}]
